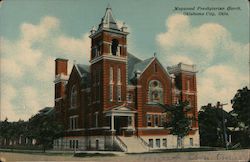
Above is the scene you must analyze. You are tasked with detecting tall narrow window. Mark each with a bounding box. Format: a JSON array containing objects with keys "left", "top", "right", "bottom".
[
  {"left": 109, "top": 67, "right": 113, "bottom": 83},
  {"left": 109, "top": 67, "right": 113, "bottom": 101},
  {"left": 154, "top": 64, "right": 157, "bottom": 72},
  {"left": 187, "top": 80, "right": 190, "bottom": 91},
  {"left": 154, "top": 114, "right": 159, "bottom": 127},
  {"left": 111, "top": 39, "right": 119, "bottom": 56},
  {"left": 97, "top": 43, "right": 101, "bottom": 56},
  {"left": 95, "top": 112, "right": 98, "bottom": 127},
  {"left": 96, "top": 69, "right": 100, "bottom": 102},
  {"left": 117, "top": 85, "right": 121, "bottom": 102},
  {"left": 117, "top": 68, "right": 121, "bottom": 84},
  {"left": 71, "top": 85, "right": 77, "bottom": 109}
]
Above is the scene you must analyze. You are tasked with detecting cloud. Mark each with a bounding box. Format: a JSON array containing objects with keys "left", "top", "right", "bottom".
[
  {"left": 198, "top": 65, "right": 248, "bottom": 111},
  {"left": 156, "top": 14, "right": 249, "bottom": 111},
  {"left": 168, "top": 55, "right": 193, "bottom": 65},
  {"left": 1, "top": 58, "right": 23, "bottom": 78},
  {"left": 56, "top": 33, "right": 90, "bottom": 64},
  {"left": 21, "top": 86, "right": 41, "bottom": 115},
  {"left": 1, "top": 16, "right": 90, "bottom": 121},
  {"left": 21, "top": 16, "right": 59, "bottom": 42},
  {"left": 0, "top": 84, "right": 19, "bottom": 121},
  {"left": 156, "top": 14, "right": 248, "bottom": 66}
]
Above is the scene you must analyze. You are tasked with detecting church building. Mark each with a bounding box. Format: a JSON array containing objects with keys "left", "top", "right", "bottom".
[{"left": 53, "top": 6, "right": 199, "bottom": 152}]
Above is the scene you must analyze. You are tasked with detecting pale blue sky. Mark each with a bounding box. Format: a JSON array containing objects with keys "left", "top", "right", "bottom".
[{"left": 0, "top": 0, "right": 249, "bottom": 121}]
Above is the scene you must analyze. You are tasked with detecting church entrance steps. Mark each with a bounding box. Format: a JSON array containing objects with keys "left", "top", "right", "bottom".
[{"left": 117, "top": 136, "right": 149, "bottom": 153}]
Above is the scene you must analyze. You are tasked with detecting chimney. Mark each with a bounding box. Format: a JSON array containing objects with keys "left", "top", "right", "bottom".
[{"left": 55, "top": 58, "right": 68, "bottom": 76}]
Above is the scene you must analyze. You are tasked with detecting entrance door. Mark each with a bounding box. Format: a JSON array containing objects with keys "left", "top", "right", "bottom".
[{"left": 114, "top": 116, "right": 121, "bottom": 135}]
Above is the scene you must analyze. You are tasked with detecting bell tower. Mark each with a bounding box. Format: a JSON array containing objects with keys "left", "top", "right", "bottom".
[{"left": 89, "top": 5, "right": 129, "bottom": 112}]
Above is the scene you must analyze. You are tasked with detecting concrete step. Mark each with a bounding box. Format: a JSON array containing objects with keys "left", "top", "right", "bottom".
[{"left": 118, "top": 136, "right": 149, "bottom": 153}]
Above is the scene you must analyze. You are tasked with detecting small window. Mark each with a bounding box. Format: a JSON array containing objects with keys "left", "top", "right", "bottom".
[
  {"left": 96, "top": 140, "right": 99, "bottom": 150},
  {"left": 127, "top": 93, "right": 133, "bottom": 103},
  {"left": 149, "top": 139, "right": 153, "bottom": 148},
  {"left": 147, "top": 114, "right": 152, "bottom": 127},
  {"left": 156, "top": 139, "right": 160, "bottom": 148},
  {"left": 163, "top": 138, "right": 167, "bottom": 147},
  {"left": 190, "top": 138, "right": 193, "bottom": 146},
  {"left": 70, "top": 140, "right": 72, "bottom": 148},
  {"left": 128, "top": 116, "right": 132, "bottom": 126}
]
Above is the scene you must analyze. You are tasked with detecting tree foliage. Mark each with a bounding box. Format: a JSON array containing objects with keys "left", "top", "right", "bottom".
[
  {"left": 231, "top": 87, "right": 250, "bottom": 129},
  {"left": 168, "top": 101, "right": 191, "bottom": 138},
  {"left": 231, "top": 86, "right": 250, "bottom": 147},
  {"left": 28, "top": 109, "right": 64, "bottom": 152},
  {"left": 164, "top": 101, "right": 192, "bottom": 147},
  {"left": 198, "top": 103, "right": 237, "bottom": 147},
  {"left": 0, "top": 108, "right": 64, "bottom": 151}
]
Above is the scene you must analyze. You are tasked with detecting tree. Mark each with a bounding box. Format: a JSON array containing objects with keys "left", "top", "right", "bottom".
[
  {"left": 231, "top": 87, "right": 250, "bottom": 147},
  {"left": 28, "top": 108, "right": 64, "bottom": 152},
  {"left": 165, "top": 101, "right": 191, "bottom": 148},
  {"left": 0, "top": 118, "right": 10, "bottom": 145},
  {"left": 198, "top": 103, "right": 237, "bottom": 147}
]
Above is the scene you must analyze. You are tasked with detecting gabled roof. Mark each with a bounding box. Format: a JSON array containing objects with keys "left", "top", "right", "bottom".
[
  {"left": 74, "top": 64, "right": 90, "bottom": 88},
  {"left": 128, "top": 55, "right": 155, "bottom": 82},
  {"left": 127, "top": 54, "right": 173, "bottom": 84},
  {"left": 76, "top": 64, "right": 89, "bottom": 75},
  {"left": 98, "top": 5, "right": 119, "bottom": 31},
  {"left": 127, "top": 53, "right": 142, "bottom": 80}
]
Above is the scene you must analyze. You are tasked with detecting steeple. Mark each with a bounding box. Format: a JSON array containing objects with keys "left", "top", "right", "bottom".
[{"left": 98, "top": 4, "right": 119, "bottom": 30}]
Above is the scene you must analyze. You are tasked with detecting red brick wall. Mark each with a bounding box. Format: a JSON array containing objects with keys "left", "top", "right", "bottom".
[
  {"left": 175, "top": 71, "right": 198, "bottom": 128},
  {"left": 136, "top": 59, "right": 172, "bottom": 130},
  {"left": 55, "top": 58, "right": 68, "bottom": 75}
]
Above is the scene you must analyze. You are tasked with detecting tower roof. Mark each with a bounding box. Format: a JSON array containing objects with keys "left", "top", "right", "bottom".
[{"left": 98, "top": 5, "right": 119, "bottom": 30}]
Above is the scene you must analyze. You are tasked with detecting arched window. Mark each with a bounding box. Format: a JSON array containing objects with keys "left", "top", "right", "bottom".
[
  {"left": 148, "top": 80, "right": 163, "bottom": 104},
  {"left": 111, "top": 39, "right": 119, "bottom": 56},
  {"left": 71, "top": 85, "right": 77, "bottom": 108}
]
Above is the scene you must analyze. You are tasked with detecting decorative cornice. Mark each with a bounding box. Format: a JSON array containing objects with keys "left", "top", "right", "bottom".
[
  {"left": 54, "top": 74, "right": 69, "bottom": 84},
  {"left": 90, "top": 55, "right": 127, "bottom": 64}
]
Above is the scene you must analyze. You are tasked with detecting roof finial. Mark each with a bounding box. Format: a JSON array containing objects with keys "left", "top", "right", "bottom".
[
  {"left": 73, "top": 60, "right": 76, "bottom": 65},
  {"left": 154, "top": 52, "right": 157, "bottom": 57},
  {"left": 107, "top": 3, "right": 112, "bottom": 10}
]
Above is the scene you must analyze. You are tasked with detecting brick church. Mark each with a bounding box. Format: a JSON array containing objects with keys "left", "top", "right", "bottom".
[{"left": 53, "top": 6, "right": 199, "bottom": 152}]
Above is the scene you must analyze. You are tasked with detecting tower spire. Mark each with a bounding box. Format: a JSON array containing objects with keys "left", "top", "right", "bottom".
[
  {"left": 98, "top": 4, "right": 119, "bottom": 30},
  {"left": 106, "top": 3, "right": 112, "bottom": 10}
]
